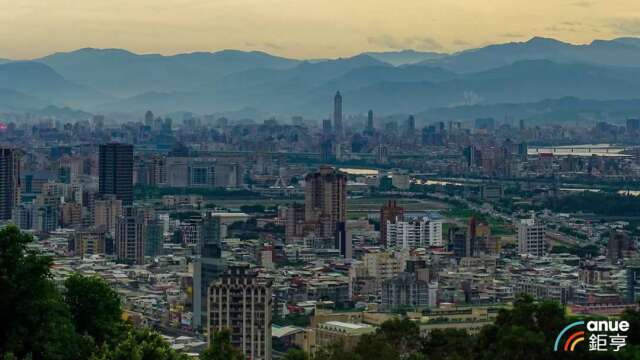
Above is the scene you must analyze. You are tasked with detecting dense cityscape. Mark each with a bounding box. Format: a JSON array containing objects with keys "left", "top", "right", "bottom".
[
  {"left": 2, "top": 89, "right": 640, "bottom": 359},
  {"left": 5, "top": 1, "right": 640, "bottom": 358}
]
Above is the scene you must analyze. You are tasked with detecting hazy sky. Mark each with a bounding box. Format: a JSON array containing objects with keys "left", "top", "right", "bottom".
[{"left": 2, "top": 0, "right": 640, "bottom": 59}]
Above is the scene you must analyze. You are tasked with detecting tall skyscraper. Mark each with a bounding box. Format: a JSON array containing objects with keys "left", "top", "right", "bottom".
[
  {"left": 115, "top": 206, "right": 146, "bottom": 265},
  {"left": 304, "top": 166, "right": 347, "bottom": 240},
  {"left": 627, "top": 264, "right": 640, "bottom": 304},
  {"left": 145, "top": 217, "right": 163, "bottom": 257},
  {"left": 99, "top": 143, "right": 134, "bottom": 206},
  {"left": 208, "top": 264, "right": 272, "bottom": 360},
  {"left": 284, "top": 203, "right": 305, "bottom": 244},
  {"left": 193, "top": 213, "right": 224, "bottom": 330},
  {"left": 333, "top": 91, "right": 343, "bottom": 139},
  {"left": 322, "top": 119, "right": 332, "bottom": 136},
  {"left": 380, "top": 200, "right": 404, "bottom": 246},
  {"left": 608, "top": 231, "right": 634, "bottom": 263},
  {"left": 406, "top": 115, "right": 416, "bottom": 135},
  {"left": 0, "top": 148, "right": 20, "bottom": 220},
  {"left": 366, "top": 109, "right": 374, "bottom": 134},
  {"left": 144, "top": 110, "right": 154, "bottom": 127}
]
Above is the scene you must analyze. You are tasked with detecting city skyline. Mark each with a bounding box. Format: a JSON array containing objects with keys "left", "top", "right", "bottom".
[{"left": 2, "top": 0, "right": 640, "bottom": 59}]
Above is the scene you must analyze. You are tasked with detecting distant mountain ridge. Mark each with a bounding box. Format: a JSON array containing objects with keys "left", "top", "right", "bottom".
[
  {"left": 419, "top": 36, "right": 640, "bottom": 72},
  {"left": 36, "top": 48, "right": 301, "bottom": 97},
  {"left": 0, "top": 61, "right": 110, "bottom": 108},
  {"left": 4, "top": 36, "right": 640, "bottom": 117},
  {"left": 363, "top": 50, "right": 446, "bottom": 66}
]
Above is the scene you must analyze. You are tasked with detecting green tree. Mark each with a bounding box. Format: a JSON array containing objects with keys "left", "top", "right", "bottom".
[
  {"left": 311, "top": 341, "right": 359, "bottom": 360},
  {"left": 355, "top": 318, "right": 422, "bottom": 359},
  {"left": 283, "top": 348, "right": 308, "bottom": 360},
  {"left": 421, "top": 329, "right": 473, "bottom": 360},
  {"left": 64, "top": 274, "right": 124, "bottom": 344},
  {"left": 90, "top": 327, "right": 188, "bottom": 360},
  {"left": 200, "top": 329, "right": 244, "bottom": 360},
  {"left": 0, "top": 225, "right": 92, "bottom": 360}
]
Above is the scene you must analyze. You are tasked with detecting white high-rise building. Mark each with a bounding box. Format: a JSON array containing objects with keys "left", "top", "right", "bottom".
[
  {"left": 517, "top": 216, "right": 546, "bottom": 256},
  {"left": 386, "top": 216, "right": 443, "bottom": 250}
]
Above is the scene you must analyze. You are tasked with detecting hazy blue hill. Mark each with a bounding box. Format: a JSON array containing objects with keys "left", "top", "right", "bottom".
[
  {"left": 0, "top": 88, "right": 46, "bottom": 111},
  {"left": 102, "top": 59, "right": 640, "bottom": 115},
  {"left": 419, "top": 97, "right": 640, "bottom": 123},
  {"left": 5, "top": 36, "right": 637, "bottom": 115},
  {"left": 363, "top": 50, "right": 446, "bottom": 65},
  {"left": 105, "top": 54, "right": 388, "bottom": 113},
  {"left": 95, "top": 90, "right": 200, "bottom": 114},
  {"left": 0, "top": 61, "right": 109, "bottom": 108},
  {"left": 189, "top": 54, "right": 390, "bottom": 111},
  {"left": 37, "top": 48, "right": 300, "bottom": 97},
  {"left": 327, "top": 60, "right": 640, "bottom": 114},
  {"left": 316, "top": 64, "right": 458, "bottom": 92},
  {"left": 421, "top": 36, "right": 640, "bottom": 72}
]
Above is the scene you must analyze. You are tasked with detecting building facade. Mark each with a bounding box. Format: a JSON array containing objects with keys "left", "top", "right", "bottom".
[
  {"left": 386, "top": 216, "right": 443, "bottom": 250},
  {"left": 99, "top": 143, "right": 134, "bottom": 206},
  {"left": 208, "top": 264, "right": 272, "bottom": 360},
  {"left": 517, "top": 216, "right": 546, "bottom": 256},
  {"left": 304, "top": 166, "right": 347, "bottom": 241},
  {"left": 380, "top": 200, "right": 404, "bottom": 247},
  {"left": 0, "top": 147, "right": 21, "bottom": 220},
  {"left": 115, "top": 206, "right": 146, "bottom": 265}
]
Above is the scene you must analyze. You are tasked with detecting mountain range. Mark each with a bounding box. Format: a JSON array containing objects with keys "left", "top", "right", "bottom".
[{"left": 3, "top": 37, "right": 640, "bottom": 119}]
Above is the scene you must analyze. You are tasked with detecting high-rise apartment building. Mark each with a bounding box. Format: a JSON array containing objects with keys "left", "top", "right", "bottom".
[
  {"left": 93, "top": 195, "right": 123, "bottom": 237},
  {"left": 208, "top": 264, "right": 272, "bottom": 360},
  {"left": 386, "top": 216, "right": 443, "bottom": 250},
  {"left": 193, "top": 213, "right": 224, "bottom": 330},
  {"left": 0, "top": 148, "right": 21, "bottom": 220},
  {"left": 517, "top": 216, "right": 546, "bottom": 256},
  {"left": 380, "top": 272, "right": 436, "bottom": 311},
  {"left": 99, "top": 143, "right": 134, "bottom": 206},
  {"left": 115, "top": 206, "right": 146, "bottom": 265},
  {"left": 284, "top": 203, "right": 305, "bottom": 244},
  {"left": 608, "top": 231, "right": 634, "bottom": 263},
  {"left": 380, "top": 200, "right": 404, "bottom": 246},
  {"left": 304, "top": 166, "right": 347, "bottom": 240}
]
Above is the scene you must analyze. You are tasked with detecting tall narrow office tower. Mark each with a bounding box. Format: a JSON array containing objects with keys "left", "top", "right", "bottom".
[
  {"left": 193, "top": 213, "right": 224, "bottom": 330},
  {"left": 0, "top": 148, "right": 21, "bottom": 220},
  {"left": 366, "top": 109, "right": 374, "bottom": 133},
  {"left": 333, "top": 91, "right": 343, "bottom": 139},
  {"left": 99, "top": 143, "right": 134, "bottom": 206}
]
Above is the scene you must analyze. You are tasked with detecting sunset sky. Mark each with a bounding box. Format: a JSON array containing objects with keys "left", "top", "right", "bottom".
[{"left": 1, "top": 0, "right": 640, "bottom": 59}]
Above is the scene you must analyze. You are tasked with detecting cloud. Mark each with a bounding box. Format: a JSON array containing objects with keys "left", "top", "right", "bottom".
[
  {"left": 452, "top": 39, "right": 470, "bottom": 46},
  {"left": 545, "top": 25, "right": 578, "bottom": 33},
  {"left": 608, "top": 18, "right": 640, "bottom": 35},
  {"left": 263, "top": 42, "right": 284, "bottom": 51},
  {"left": 244, "top": 41, "right": 285, "bottom": 51},
  {"left": 500, "top": 33, "right": 524, "bottom": 38},
  {"left": 367, "top": 34, "right": 443, "bottom": 50},
  {"left": 570, "top": 1, "right": 594, "bottom": 7}
]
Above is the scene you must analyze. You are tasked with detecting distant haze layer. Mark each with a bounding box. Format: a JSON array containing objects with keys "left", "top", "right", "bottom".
[{"left": 1, "top": 0, "right": 640, "bottom": 59}]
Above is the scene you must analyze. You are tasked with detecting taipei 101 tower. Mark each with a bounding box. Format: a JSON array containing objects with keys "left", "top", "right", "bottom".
[{"left": 333, "top": 91, "right": 343, "bottom": 140}]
